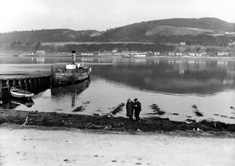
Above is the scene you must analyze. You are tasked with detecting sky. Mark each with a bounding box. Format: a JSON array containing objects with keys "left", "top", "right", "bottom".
[{"left": 0, "top": 0, "right": 235, "bottom": 33}]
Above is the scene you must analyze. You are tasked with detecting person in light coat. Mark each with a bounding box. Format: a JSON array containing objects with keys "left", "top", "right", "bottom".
[{"left": 126, "top": 98, "right": 134, "bottom": 120}]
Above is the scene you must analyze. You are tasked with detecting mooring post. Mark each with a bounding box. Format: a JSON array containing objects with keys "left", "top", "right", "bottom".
[
  {"left": 33, "top": 78, "right": 36, "bottom": 86},
  {"left": 18, "top": 80, "right": 22, "bottom": 89},
  {"left": 6, "top": 80, "right": 9, "bottom": 89},
  {"left": 24, "top": 79, "right": 27, "bottom": 90},
  {"left": 50, "top": 76, "right": 53, "bottom": 88},
  {"left": 28, "top": 78, "right": 32, "bottom": 89},
  {"left": 37, "top": 78, "right": 40, "bottom": 85}
]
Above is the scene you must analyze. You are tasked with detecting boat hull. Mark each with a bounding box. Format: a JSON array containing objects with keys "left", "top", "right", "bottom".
[
  {"left": 10, "top": 87, "right": 34, "bottom": 98},
  {"left": 51, "top": 79, "right": 90, "bottom": 97},
  {"left": 51, "top": 66, "right": 91, "bottom": 86}
]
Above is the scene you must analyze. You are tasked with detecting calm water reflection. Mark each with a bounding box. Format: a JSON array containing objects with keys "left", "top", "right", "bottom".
[
  {"left": 94, "top": 59, "right": 235, "bottom": 94},
  {"left": 0, "top": 56, "right": 235, "bottom": 123}
]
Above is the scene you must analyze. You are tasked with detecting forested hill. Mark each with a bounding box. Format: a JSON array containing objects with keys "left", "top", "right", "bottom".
[
  {"left": 97, "top": 17, "right": 235, "bottom": 44},
  {"left": 0, "top": 29, "right": 102, "bottom": 43},
  {"left": 0, "top": 17, "right": 235, "bottom": 44}
]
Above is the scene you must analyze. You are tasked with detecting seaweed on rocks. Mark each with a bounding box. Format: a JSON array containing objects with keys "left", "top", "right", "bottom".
[
  {"left": 194, "top": 111, "right": 203, "bottom": 117},
  {"left": 110, "top": 103, "right": 125, "bottom": 115},
  {"left": 150, "top": 104, "right": 165, "bottom": 115},
  {"left": 1, "top": 109, "right": 235, "bottom": 136},
  {"left": 72, "top": 106, "right": 85, "bottom": 112},
  {"left": 192, "top": 105, "right": 203, "bottom": 117}
]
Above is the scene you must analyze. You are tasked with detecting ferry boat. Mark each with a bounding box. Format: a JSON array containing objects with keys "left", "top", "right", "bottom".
[{"left": 51, "top": 51, "right": 91, "bottom": 86}]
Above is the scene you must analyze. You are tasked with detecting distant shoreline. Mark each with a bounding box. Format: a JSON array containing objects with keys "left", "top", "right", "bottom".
[{"left": 1, "top": 53, "right": 235, "bottom": 61}]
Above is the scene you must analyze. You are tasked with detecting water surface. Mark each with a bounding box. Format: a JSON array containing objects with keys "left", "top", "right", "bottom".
[{"left": 0, "top": 56, "right": 235, "bottom": 124}]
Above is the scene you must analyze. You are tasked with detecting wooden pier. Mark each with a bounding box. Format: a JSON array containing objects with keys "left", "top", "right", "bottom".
[{"left": 0, "top": 75, "right": 51, "bottom": 99}]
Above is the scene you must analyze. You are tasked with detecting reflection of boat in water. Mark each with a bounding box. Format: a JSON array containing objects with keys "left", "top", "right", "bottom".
[
  {"left": 11, "top": 97, "right": 34, "bottom": 107},
  {"left": 10, "top": 87, "right": 34, "bottom": 98},
  {"left": 0, "top": 85, "right": 49, "bottom": 109},
  {"left": 51, "top": 79, "right": 90, "bottom": 107},
  {"left": 51, "top": 51, "right": 91, "bottom": 86},
  {"left": 51, "top": 79, "right": 90, "bottom": 97}
]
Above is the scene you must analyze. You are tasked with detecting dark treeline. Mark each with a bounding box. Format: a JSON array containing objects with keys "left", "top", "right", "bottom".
[
  {"left": 1, "top": 42, "right": 175, "bottom": 53},
  {"left": 56, "top": 43, "right": 174, "bottom": 52},
  {"left": 152, "top": 34, "right": 234, "bottom": 46}
]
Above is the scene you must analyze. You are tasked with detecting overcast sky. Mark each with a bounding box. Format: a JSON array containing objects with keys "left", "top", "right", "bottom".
[{"left": 0, "top": 0, "right": 235, "bottom": 33}]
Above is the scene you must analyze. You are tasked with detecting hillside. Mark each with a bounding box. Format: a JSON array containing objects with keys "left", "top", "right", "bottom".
[
  {"left": 0, "top": 17, "right": 234, "bottom": 45},
  {"left": 96, "top": 18, "right": 235, "bottom": 43},
  {"left": 0, "top": 29, "right": 101, "bottom": 43}
]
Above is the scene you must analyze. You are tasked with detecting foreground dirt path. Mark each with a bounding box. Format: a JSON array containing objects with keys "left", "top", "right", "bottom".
[{"left": 0, "top": 127, "right": 235, "bottom": 166}]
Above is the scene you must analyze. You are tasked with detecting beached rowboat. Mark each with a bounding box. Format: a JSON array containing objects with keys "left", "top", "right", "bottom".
[{"left": 10, "top": 87, "right": 34, "bottom": 98}]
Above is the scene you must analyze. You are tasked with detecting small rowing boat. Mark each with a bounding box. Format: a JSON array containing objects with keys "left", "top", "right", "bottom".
[{"left": 10, "top": 87, "right": 34, "bottom": 98}]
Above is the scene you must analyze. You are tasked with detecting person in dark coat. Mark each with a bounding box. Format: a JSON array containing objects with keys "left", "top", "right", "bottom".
[
  {"left": 133, "top": 98, "right": 141, "bottom": 121},
  {"left": 126, "top": 98, "right": 134, "bottom": 120}
]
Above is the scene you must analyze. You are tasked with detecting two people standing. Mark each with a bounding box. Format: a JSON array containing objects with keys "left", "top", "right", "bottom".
[{"left": 126, "top": 98, "right": 141, "bottom": 121}]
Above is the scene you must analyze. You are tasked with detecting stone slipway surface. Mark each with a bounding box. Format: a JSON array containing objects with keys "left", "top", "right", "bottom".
[{"left": 0, "top": 126, "right": 235, "bottom": 166}]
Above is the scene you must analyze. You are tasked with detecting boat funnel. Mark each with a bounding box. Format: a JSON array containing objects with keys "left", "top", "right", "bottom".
[{"left": 72, "top": 50, "right": 76, "bottom": 64}]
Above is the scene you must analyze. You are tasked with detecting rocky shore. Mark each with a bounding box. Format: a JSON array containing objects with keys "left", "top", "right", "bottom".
[{"left": 1, "top": 109, "right": 235, "bottom": 137}]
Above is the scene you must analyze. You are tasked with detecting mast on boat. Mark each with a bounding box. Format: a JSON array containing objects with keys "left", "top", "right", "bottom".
[{"left": 72, "top": 50, "right": 76, "bottom": 64}]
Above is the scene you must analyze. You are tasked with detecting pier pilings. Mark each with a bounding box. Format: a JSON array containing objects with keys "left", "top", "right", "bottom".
[{"left": 0, "top": 75, "right": 51, "bottom": 98}]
